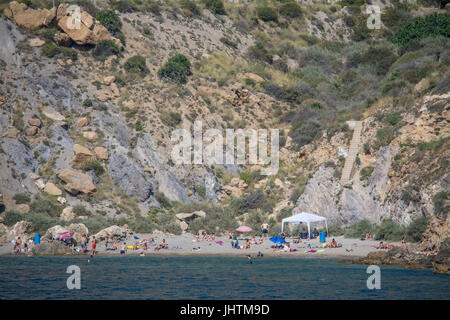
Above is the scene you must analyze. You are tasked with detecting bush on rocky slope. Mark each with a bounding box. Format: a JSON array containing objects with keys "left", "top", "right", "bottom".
[
  {"left": 96, "top": 9, "right": 122, "bottom": 34},
  {"left": 158, "top": 54, "right": 192, "bottom": 84}
]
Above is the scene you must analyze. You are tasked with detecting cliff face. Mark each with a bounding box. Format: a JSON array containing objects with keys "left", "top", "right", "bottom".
[
  {"left": 294, "top": 92, "right": 449, "bottom": 245},
  {"left": 0, "top": 1, "right": 448, "bottom": 243}
]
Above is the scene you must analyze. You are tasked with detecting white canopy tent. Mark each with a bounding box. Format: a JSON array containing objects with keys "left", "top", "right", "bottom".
[{"left": 281, "top": 212, "right": 328, "bottom": 238}]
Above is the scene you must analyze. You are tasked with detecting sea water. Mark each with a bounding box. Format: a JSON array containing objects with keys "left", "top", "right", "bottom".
[{"left": 0, "top": 256, "right": 448, "bottom": 299}]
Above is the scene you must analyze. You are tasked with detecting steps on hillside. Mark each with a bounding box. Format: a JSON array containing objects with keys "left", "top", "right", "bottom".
[{"left": 341, "top": 121, "right": 363, "bottom": 185}]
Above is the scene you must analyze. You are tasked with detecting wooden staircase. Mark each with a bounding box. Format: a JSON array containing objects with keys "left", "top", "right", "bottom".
[{"left": 341, "top": 121, "right": 363, "bottom": 185}]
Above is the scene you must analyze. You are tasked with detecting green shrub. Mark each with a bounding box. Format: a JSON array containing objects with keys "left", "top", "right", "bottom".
[
  {"left": 30, "top": 197, "right": 61, "bottom": 217},
  {"left": 256, "top": 6, "right": 278, "bottom": 22},
  {"left": 13, "top": 193, "right": 31, "bottom": 204},
  {"left": 158, "top": 54, "right": 192, "bottom": 84},
  {"left": 277, "top": 207, "right": 292, "bottom": 222},
  {"left": 279, "top": 1, "right": 302, "bottom": 19},
  {"left": 27, "top": 214, "right": 60, "bottom": 235},
  {"left": 247, "top": 42, "right": 272, "bottom": 64},
  {"left": 135, "top": 120, "right": 143, "bottom": 131},
  {"left": 386, "top": 112, "right": 402, "bottom": 126},
  {"left": 180, "top": 0, "right": 201, "bottom": 16},
  {"left": 92, "top": 40, "right": 120, "bottom": 60},
  {"left": 157, "top": 213, "right": 182, "bottom": 235},
  {"left": 389, "top": 14, "right": 450, "bottom": 48},
  {"left": 360, "top": 45, "right": 397, "bottom": 76},
  {"left": 220, "top": 37, "right": 238, "bottom": 49},
  {"left": 82, "top": 160, "right": 105, "bottom": 176},
  {"left": 4, "top": 210, "right": 24, "bottom": 227},
  {"left": 155, "top": 192, "right": 172, "bottom": 209},
  {"left": 230, "top": 190, "right": 266, "bottom": 215},
  {"left": 374, "top": 126, "right": 394, "bottom": 150},
  {"left": 406, "top": 216, "right": 428, "bottom": 243},
  {"left": 374, "top": 219, "right": 405, "bottom": 241},
  {"left": 289, "top": 188, "right": 303, "bottom": 203},
  {"left": 327, "top": 223, "right": 345, "bottom": 236},
  {"left": 195, "top": 185, "right": 206, "bottom": 198},
  {"left": 345, "top": 219, "right": 375, "bottom": 238},
  {"left": 82, "top": 216, "right": 116, "bottom": 234},
  {"left": 96, "top": 9, "right": 122, "bottom": 34},
  {"left": 41, "top": 41, "right": 78, "bottom": 60},
  {"left": 338, "top": 0, "right": 365, "bottom": 6},
  {"left": 239, "top": 172, "right": 252, "bottom": 185},
  {"left": 360, "top": 166, "right": 374, "bottom": 181},
  {"left": 160, "top": 111, "right": 182, "bottom": 127},
  {"left": 73, "top": 205, "right": 92, "bottom": 217},
  {"left": 42, "top": 41, "right": 57, "bottom": 57},
  {"left": 433, "top": 191, "right": 449, "bottom": 218},
  {"left": 124, "top": 55, "right": 148, "bottom": 74},
  {"left": 202, "top": 0, "right": 226, "bottom": 15},
  {"left": 188, "top": 207, "right": 238, "bottom": 235},
  {"left": 129, "top": 217, "right": 155, "bottom": 233}
]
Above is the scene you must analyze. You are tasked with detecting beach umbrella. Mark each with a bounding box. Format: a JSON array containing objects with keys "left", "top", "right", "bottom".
[
  {"left": 57, "top": 231, "right": 74, "bottom": 240},
  {"left": 269, "top": 236, "right": 286, "bottom": 244},
  {"left": 236, "top": 226, "right": 252, "bottom": 232}
]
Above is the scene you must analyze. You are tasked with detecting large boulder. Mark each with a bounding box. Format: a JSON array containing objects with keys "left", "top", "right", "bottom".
[
  {"left": 94, "top": 225, "right": 129, "bottom": 241},
  {"left": 67, "top": 223, "right": 89, "bottom": 243},
  {"left": 57, "top": 15, "right": 92, "bottom": 45},
  {"left": 60, "top": 206, "right": 75, "bottom": 222},
  {"left": 44, "top": 182, "right": 62, "bottom": 196},
  {"left": 71, "top": 144, "right": 95, "bottom": 168},
  {"left": 94, "top": 147, "right": 109, "bottom": 160},
  {"left": 45, "top": 225, "right": 68, "bottom": 240},
  {"left": 31, "top": 241, "right": 77, "bottom": 256},
  {"left": 7, "top": 221, "right": 32, "bottom": 240},
  {"left": 45, "top": 223, "right": 88, "bottom": 243},
  {"left": 58, "top": 169, "right": 96, "bottom": 195},
  {"left": 175, "top": 210, "right": 206, "bottom": 222},
  {"left": 4, "top": 1, "right": 56, "bottom": 30}
]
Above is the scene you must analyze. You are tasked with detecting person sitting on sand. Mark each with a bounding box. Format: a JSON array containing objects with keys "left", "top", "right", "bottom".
[
  {"left": 155, "top": 239, "right": 168, "bottom": 251},
  {"left": 377, "top": 241, "right": 386, "bottom": 249},
  {"left": 140, "top": 251, "right": 145, "bottom": 256},
  {"left": 142, "top": 242, "right": 148, "bottom": 251},
  {"left": 244, "top": 240, "right": 251, "bottom": 250},
  {"left": 330, "top": 238, "right": 338, "bottom": 248},
  {"left": 113, "top": 241, "right": 118, "bottom": 250},
  {"left": 401, "top": 238, "right": 407, "bottom": 250},
  {"left": 231, "top": 234, "right": 238, "bottom": 249},
  {"left": 195, "top": 233, "right": 200, "bottom": 242},
  {"left": 251, "top": 236, "right": 256, "bottom": 245},
  {"left": 258, "top": 236, "right": 263, "bottom": 245},
  {"left": 366, "top": 232, "right": 373, "bottom": 240},
  {"left": 211, "top": 233, "right": 215, "bottom": 241}
]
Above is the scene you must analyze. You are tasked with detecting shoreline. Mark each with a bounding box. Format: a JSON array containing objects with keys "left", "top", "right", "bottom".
[{"left": 0, "top": 235, "right": 398, "bottom": 260}]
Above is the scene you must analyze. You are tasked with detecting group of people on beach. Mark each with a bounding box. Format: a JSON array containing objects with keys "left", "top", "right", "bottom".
[
  {"left": 11, "top": 237, "right": 34, "bottom": 254},
  {"left": 195, "top": 231, "right": 215, "bottom": 242},
  {"left": 230, "top": 233, "right": 265, "bottom": 250}
]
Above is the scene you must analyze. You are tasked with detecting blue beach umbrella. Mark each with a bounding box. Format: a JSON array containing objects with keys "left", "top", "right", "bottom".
[{"left": 269, "top": 237, "right": 286, "bottom": 244}]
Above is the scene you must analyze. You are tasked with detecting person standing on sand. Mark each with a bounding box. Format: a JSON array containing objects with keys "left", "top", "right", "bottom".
[
  {"left": 81, "top": 235, "right": 87, "bottom": 253},
  {"left": 261, "top": 221, "right": 269, "bottom": 238},
  {"left": 120, "top": 243, "right": 126, "bottom": 255},
  {"left": 91, "top": 236, "right": 97, "bottom": 255}
]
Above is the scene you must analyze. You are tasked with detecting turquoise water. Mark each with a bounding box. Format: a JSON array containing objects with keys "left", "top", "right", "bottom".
[{"left": 0, "top": 256, "right": 448, "bottom": 299}]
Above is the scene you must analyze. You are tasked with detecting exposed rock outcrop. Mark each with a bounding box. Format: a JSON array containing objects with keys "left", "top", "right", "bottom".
[
  {"left": 4, "top": 1, "right": 56, "bottom": 30},
  {"left": 94, "top": 225, "right": 129, "bottom": 241},
  {"left": 58, "top": 169, "right": 96, "bottom": 195}
]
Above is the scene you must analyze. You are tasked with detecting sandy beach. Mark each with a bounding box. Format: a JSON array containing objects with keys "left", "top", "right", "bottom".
[{"left": 0, "top": 234, "right": 401, "bottom": 259}]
